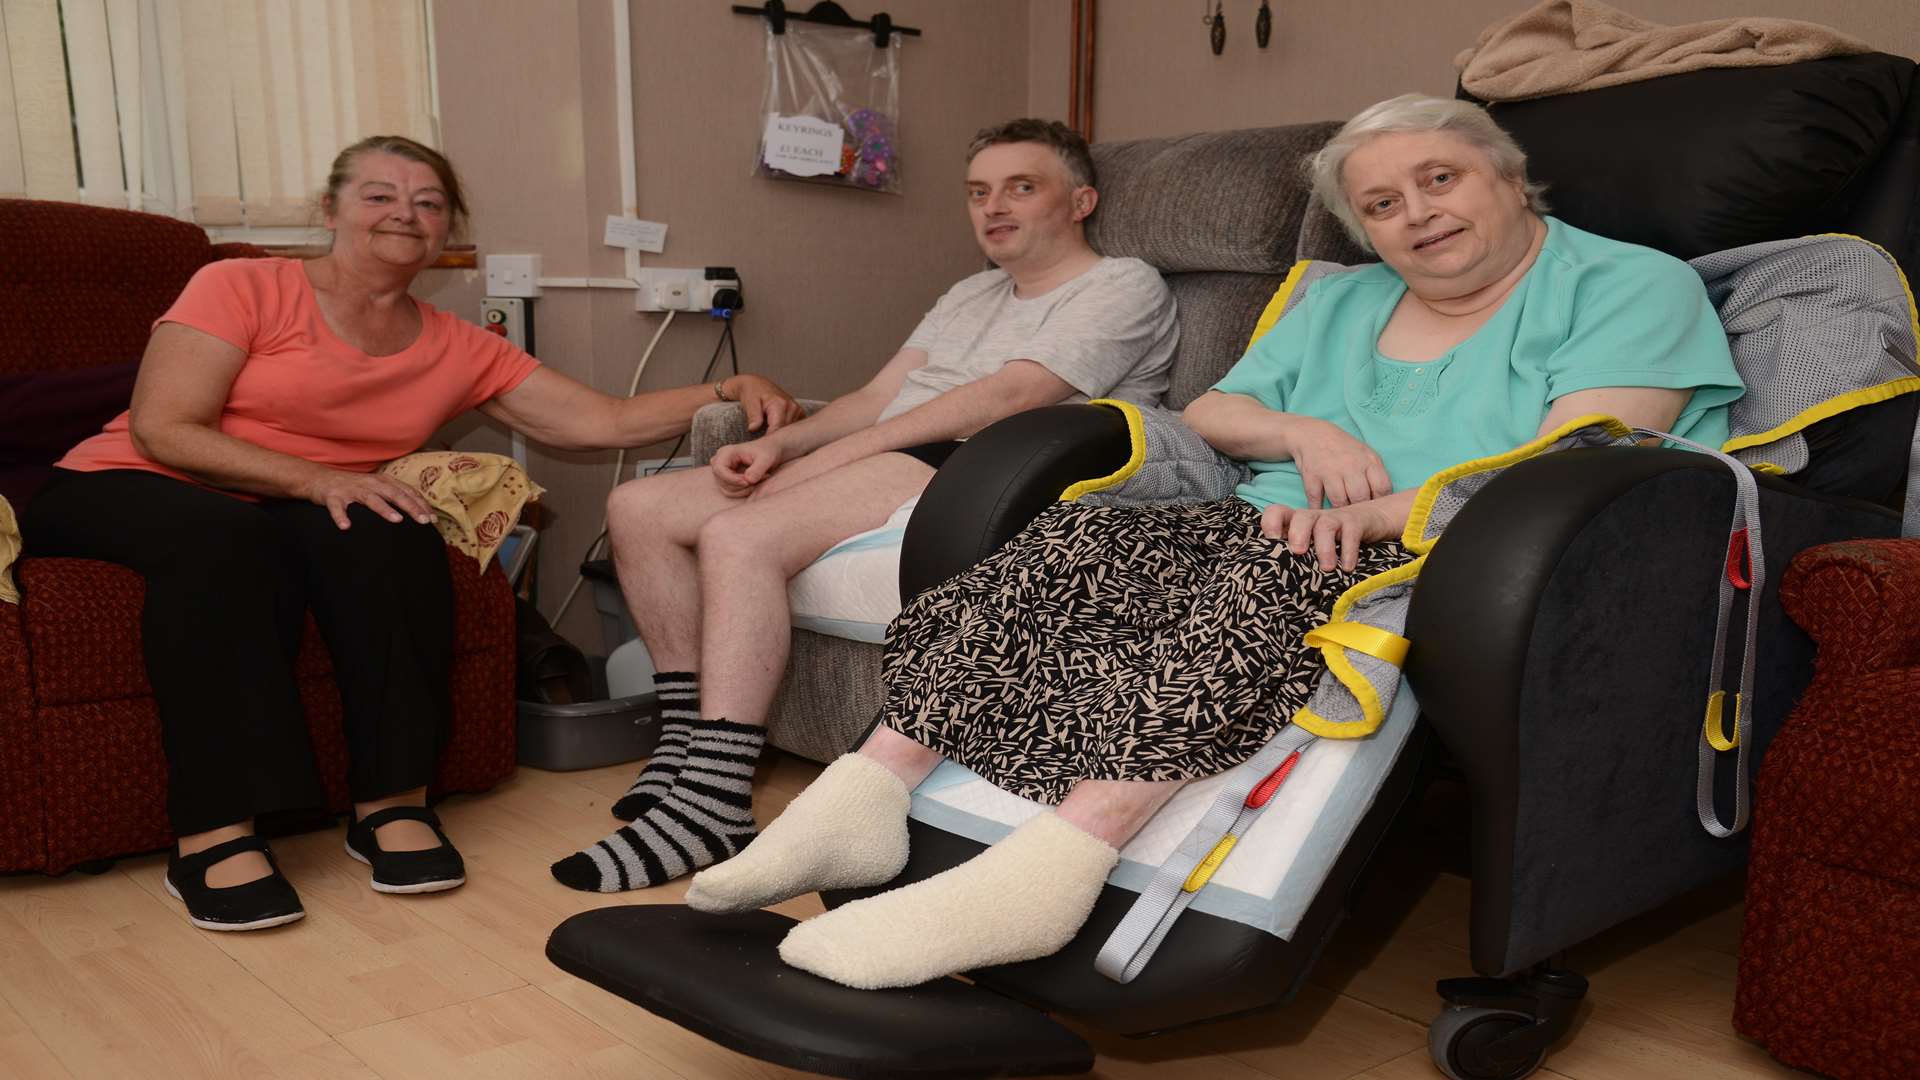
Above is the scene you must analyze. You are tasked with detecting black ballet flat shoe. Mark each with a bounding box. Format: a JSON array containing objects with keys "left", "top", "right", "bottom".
[
  {"left": 164, "top": 835, "right": 305, "bottom": 932},
  {"left": 345, "top": 806, "right": 466, "bottom": 894}
]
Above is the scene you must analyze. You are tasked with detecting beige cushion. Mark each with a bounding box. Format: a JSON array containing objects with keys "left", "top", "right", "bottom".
[{"left": 379, "top": 451, "right": 544, "bottom": 568}]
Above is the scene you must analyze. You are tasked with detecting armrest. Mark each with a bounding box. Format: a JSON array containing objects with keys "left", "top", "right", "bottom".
[
  {"left": 1782, "top": 538, "right": 1920, "bottom": 679},
  {"left": 0, "top": 592, "right": 43, "bottom": 871},
  {"left": 899, "top": 404, "right": 1131, "bottom": 603},
  {"left": 1403, "top": 445, "right": 1899, "bottom": 976},
  {"left": 688, "top": 400, "right": 830, "bottom": 465}
]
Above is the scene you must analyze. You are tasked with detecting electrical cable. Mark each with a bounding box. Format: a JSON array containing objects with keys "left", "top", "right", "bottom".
[
  {"left": 643, "top": 315, "right": 735, "bottom": 478},
  {"left": 547, "top": 309, "right": 675, "bottom": 625},
  {"left": 548, "top": 312, "right": 740, "bottom": 627}
]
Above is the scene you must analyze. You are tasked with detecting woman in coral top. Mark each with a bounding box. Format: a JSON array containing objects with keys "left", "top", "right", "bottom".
[{"left": 24, "top": 136, "right": 801, "bottom": 933}]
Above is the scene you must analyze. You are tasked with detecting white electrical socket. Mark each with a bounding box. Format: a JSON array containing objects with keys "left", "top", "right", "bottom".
[
  {"left": 633, "top": 267, "right": 741, "bottom": 313},
  {"left": 484, "top": 253, "right": 542, "bottom": 297}
]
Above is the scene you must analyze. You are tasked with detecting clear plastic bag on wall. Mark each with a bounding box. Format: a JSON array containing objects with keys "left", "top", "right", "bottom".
[{"left": 754, "top": 21, "right": 901, "bottom": 194}]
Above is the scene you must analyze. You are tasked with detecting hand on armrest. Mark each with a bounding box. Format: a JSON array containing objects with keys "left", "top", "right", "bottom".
[
  {"left": 690, "top": 400, "right": 830, "bottom": 465},
  {"left": 900, "top": 404, "right": 1131, "bottom": 602}
]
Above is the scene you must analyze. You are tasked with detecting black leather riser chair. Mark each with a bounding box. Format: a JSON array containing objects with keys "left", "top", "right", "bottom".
[{"left": 547, "top": 53, "right": 1920, "bottom": 1080}]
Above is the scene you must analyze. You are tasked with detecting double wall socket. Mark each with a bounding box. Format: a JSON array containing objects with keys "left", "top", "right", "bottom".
[{"left": 634, "top": 267, "right": 741, "bottom": 313}]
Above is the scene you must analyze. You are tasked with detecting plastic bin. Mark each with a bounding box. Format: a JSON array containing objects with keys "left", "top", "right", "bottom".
[
  {"left": 582, "top": 558, "right": 638, "bottom": 655},
  {"left": 517, "top": 692, "right": 659, "bottom": 771}
]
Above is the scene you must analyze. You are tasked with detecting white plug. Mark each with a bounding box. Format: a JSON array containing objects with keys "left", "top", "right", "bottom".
[{"left": 634, "top": 268, "right": 696, "bottom": 312}]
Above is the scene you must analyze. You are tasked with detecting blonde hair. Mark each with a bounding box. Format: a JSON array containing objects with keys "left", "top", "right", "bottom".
[{"left": 321, "top": 135, "right": 468, "bottom": 233}]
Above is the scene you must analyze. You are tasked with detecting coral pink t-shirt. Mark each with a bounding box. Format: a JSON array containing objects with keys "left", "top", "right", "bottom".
[{"left": 59, "top": 258, "right": 540, "bottom": 487}]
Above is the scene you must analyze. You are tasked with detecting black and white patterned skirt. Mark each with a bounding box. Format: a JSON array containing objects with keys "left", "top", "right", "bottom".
[{"left": 880, "top": 498, "right": 1414, "bottom": 805}]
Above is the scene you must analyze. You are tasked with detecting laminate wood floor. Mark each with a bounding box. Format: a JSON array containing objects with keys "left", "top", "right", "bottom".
[{"left": 0, "top": 753, "right": 1804, "bottom": 1079}]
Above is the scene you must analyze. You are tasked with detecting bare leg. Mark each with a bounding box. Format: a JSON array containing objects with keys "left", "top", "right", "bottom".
[
  {"left": 779, "top": 776, "right": 1184, "bottom": 989},
  {"left": 555, "top": 455, "right": 936, "bottom": 894},
  {"left": 606, "top": 467, "right": 743, "bottom": 672},
  {"left": 858, "top": 723, "right": 946, "bottom": 789},
  {"left": 695, "top": 453, "right": 934, "bottom": 729},
  {"left": 1055, "top": 777, "right": 1183, "bottom": 847}
]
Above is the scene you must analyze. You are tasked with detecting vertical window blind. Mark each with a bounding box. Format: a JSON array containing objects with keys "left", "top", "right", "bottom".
[{"left": 0, "top": 0, "right": 436, "bottom": 227}]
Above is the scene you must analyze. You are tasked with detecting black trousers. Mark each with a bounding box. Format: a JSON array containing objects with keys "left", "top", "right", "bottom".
[{"left": 23, "top": 469, "right": 454, "bottom": 835}]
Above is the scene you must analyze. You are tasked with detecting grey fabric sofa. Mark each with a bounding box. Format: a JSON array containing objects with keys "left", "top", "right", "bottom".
[{"left": 690, "top": 121, "right": 1368, "bottom": 764}]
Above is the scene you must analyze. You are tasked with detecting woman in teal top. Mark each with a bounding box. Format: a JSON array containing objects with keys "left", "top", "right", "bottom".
[
  {"left": 669, "top": 94, "right": 1746, "bottom": 994},
  {"left": 1209, "top": 214, "right": 1741, "bottom": 521}
]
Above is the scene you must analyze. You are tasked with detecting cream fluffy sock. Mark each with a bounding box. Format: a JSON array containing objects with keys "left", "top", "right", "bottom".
[
  {"left": 777, "top": 812, "right": 1119, "bottom": 990},
  {"left": 685, "top": 753, "right": 911, "bottom": 915}
]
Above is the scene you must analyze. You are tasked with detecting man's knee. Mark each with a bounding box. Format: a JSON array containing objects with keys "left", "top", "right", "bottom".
[
  {"left": 606, "top": 474, "right": 658, "bottom": 524},
  {"left": 697, "top": 502, "right": 812, "bottom": 575},
  {"left": 609, "top": 470, "right": 716, "bottom": 547}
]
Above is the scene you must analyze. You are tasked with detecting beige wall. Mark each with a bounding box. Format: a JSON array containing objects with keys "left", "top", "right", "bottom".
[
  {"left": 416, "top": 0, "right": 1029, "bottom": 647},
  {"left": 1027, "top": 0, "right": 1072, "bottom": 122},
  {"left": 1062, "top": 1, "right": 1920, "bottom": 140},
  {"left": 419, "top": 0, "right": 1912, "bottom": 648}
]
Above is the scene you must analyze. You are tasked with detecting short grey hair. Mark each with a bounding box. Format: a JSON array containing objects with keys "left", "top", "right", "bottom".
[
  {"left": 967, "top": 118, "right": 1097, "bottom": 191},
  {"left": 1307, "top": 93, "right": 1549, "bottom": 251}
]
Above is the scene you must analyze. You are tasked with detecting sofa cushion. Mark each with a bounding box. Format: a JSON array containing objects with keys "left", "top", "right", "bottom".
[
  {"left": 0, "top": 199, "right": 216, "bottom": 377},
  {"left": 1087, "top": 123, "right": 1340, "bottom": 276},
  {"left": 1478, "top": 53, "right": 1915, "bottom": 261},
  {"left": 15, "top": 558, "right": 331, "bottom": 705},
  {"left": 18, "top": 545, "right": 515, "bottom": 706},
  {"left": 1295, "top": 197, "right": 1374, "bottom": 265},
  {"left": 1163, "top": 271, "right": 1293, "bottom": 409},
  {"left": 0, "top": 362, "right": 140, "bottom": 497}
]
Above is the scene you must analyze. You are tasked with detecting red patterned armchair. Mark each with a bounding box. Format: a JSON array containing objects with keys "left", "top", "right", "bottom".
[
  {"left": 0, "top": 199, "right": 518, "bottom": 875},
  {"left": 1735, "top": 538, "right": 1920, "bottom": 1079}
]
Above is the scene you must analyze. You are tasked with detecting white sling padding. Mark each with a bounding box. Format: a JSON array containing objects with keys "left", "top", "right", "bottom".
[
  {"left": 1095, "top": 724, "right": 1316, "bottom": 984},
  {"left": 1635, "top": 428, "right": 1765, "bottom": 838}
]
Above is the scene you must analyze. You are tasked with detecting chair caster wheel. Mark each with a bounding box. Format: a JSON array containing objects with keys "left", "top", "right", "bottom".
[
  {"left": 1429, "top": 963, "right": 1585, "bottom": 1080},
  {"left": 1428, "top": 1006, "right": 1546, "bottom": 1080}
]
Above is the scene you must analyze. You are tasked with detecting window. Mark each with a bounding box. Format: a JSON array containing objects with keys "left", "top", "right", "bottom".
[{"left": 0, "top": 0, "right": 438, "bottom": 240}]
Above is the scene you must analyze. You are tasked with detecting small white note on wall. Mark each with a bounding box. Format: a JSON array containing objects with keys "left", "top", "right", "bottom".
[
  {"left": 762, "top": 115, "right": 845, "bottom": 177},
  {"left": 605, "top": 216, "right": 668, "bottom": 252}
]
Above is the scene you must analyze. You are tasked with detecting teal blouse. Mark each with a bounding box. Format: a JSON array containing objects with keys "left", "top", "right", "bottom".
[{"left": 1210, "top": 217, "right": 1745, "bottom": 511}]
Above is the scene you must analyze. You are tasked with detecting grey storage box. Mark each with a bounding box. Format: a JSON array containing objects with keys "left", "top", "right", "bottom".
[{"left": 517, "top": 692, "right": 659, "bottom": 771}]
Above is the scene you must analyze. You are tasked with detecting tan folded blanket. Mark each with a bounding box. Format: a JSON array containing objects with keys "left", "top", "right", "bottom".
[
  {"left": 379, "top": 451, "right": 545, "bottom": 569},
  {"left": 1456, "top": 0, "right": 1871, "bottom": 102},
  {"left": 0, "top": 495, "right": 19, "bottom": 605}
]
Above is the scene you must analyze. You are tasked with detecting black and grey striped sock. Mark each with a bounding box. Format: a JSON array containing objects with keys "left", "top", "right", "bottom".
[
  {"left": 610, "top": 672, "right": 699, "bottom": 821},
  {"left": 553, "top": 718, "right": 764, "bottom": 893}
]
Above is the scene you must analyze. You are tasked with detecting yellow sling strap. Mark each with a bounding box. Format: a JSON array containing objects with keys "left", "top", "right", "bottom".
[{"left": 1303, "top": 621, "right": 1410, "bottom": 667}]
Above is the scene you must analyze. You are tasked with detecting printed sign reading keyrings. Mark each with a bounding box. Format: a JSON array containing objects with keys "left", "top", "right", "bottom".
[{"left": 762, "top": 115, "right": 845, "bottom": 177}]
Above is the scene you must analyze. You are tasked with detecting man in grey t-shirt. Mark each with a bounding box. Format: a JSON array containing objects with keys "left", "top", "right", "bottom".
[{"left": 556, "top": 119, "right": 1179, "bottom": 893}]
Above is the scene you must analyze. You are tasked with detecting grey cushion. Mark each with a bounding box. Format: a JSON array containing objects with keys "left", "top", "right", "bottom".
[
  {"left": 1296, "top": 194, "right": 1374, "bottom": 265},
  {"left": 690, "top": 399, "right": 830, "bottom": 465},
  {"left": 1087, "top": 123, "right": 1341, "bottom": 275},
  {"left": 1163, "top": 270, "right": 1292, "bottom": 409}
]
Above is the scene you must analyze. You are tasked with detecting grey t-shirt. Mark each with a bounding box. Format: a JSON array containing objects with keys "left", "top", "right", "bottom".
[{"left": 878, "top": 256, "right": 1179, "bottom": 423}]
